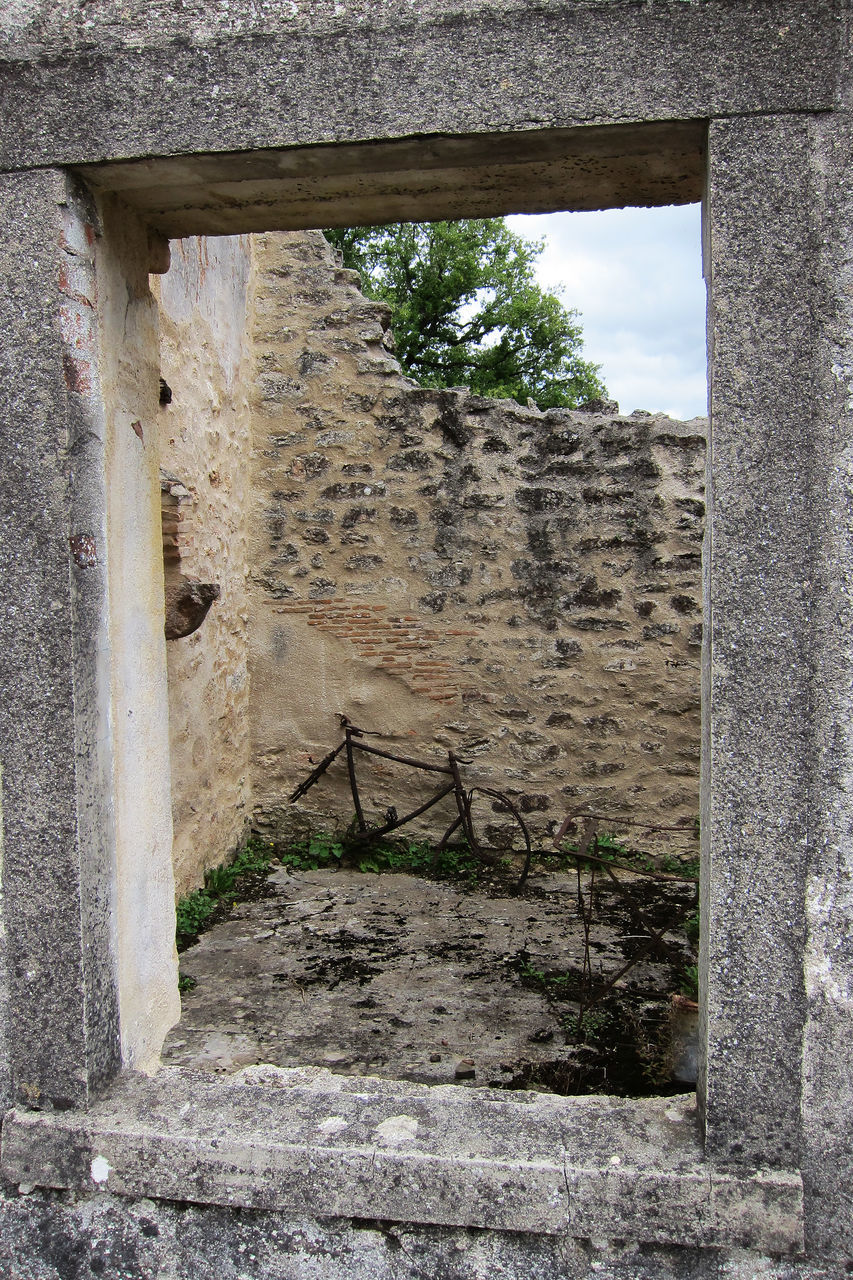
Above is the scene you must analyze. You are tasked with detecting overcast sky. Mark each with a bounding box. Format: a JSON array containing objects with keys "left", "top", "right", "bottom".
[{"left": 506, "top": 204, "right": 707, "bottom": 421}]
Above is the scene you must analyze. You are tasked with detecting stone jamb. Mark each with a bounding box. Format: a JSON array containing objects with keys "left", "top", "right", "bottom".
[
  {"left": 0, "top": 116, "right": 813, "bottom": 1253},
  {"left": 0, "top": 170, "right": 122, "bottom": 1112}
]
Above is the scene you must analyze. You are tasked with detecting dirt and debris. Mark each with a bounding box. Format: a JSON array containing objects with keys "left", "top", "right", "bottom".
[{"left": 162, "top": 859, "right": 697, "bottom": 1097}]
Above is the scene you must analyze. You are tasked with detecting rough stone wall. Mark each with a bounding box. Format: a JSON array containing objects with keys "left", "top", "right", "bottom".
[
  {"left": 154, "top": 236, "right": 255, "bottom": 896},
  {"left": 248, "top": 231, "right": 705, "bottom": 848},
  {"left": 0, "top": 1185, "right": 820, "bottom": 1280},
  {"left": 0, "top": 810, "right": 7, "bottom": 1114}
]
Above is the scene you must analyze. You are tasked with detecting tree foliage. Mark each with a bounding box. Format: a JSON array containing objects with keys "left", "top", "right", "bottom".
[{"left": 324, "top": 218, "right": 606, "bottom": 410}]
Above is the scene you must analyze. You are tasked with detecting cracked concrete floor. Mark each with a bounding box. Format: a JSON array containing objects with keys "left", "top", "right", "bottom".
[{"left": 162, "top": 865, "right": 695, "bottom": 1095}]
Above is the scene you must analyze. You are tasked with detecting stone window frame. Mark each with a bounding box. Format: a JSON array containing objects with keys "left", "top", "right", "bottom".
[{"left": 0, "top": 7, "right": 848, "bottom": 1260}]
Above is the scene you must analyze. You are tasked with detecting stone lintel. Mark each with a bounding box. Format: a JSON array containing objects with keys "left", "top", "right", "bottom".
[
  {"left": 0, "top": 1, "right": 839, "bottom": 174},
  {"left": 0, "top": 1068, "right": 804, "bottom": 1255},
  {"left": 76, "top": 121, "right": 705, "bottom": 238}
]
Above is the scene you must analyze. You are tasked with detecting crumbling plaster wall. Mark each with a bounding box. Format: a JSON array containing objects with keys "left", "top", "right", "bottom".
[
  {"left": 249, "top": 230, "right": 705, "bottom": 847},
  {"left": 95, "top": 196, "right": 181, "bottom": 1071},
  {"left": 154, "top": 235, "right": 255, "bottom": 896}
]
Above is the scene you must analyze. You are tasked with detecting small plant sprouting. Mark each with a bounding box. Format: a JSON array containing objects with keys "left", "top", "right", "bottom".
[
  {"left": 550, "top": 831, "right": 699, "bottom": 883},
  {"left": 562, "top": 1007, "right": 614, "bottom": 1043},
  {"left": 660, "top": 852, "right": 700, "bottom": 880},
  {"left": 310, "top": 833, "right": 345, "bottom": 863},
  {"left": 679, "top": 963, "right": 700, "bottom": 1002},
  {"left": 276, "top": 832, "right": 345, "bottom": 871},
  {"left": 353, "top": 836, "right": 482, "bottom": 882},
  {"left": 555, "top": 832, "right": 656, "bottom": 875},
  {"left": 175, "top": 889, "right": 215, "bottom": 948},
  {"left": 683, "top": 909, "right": 700, "bottom": 945},
  {"left": 202, "top": 864, "right": 233, "bottom": 897},
  {"left": 517, "top": 957, "right": 576, "bottom": 997},
  {"left": 519, "top": 958, "right": 546, "bottom": 984}
]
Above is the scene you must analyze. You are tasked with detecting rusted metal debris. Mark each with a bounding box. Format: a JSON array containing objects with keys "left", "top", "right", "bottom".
[
  {"left": 553, "top": 807, "right": 700, "bottom": 1031},
  {"left": 288, "top": 737, "right": 697, "bottom": 1020},
  {"left": 288, "top": 717, "right": 533, "bottom": 889}
]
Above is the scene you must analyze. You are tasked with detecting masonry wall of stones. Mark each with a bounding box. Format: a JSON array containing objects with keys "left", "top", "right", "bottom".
[
  {"left": 157, "top": 229, "right": 704, "bottom": 889},
  {"left": 246, "top": 231, "right": 705, "bottom": 856}
]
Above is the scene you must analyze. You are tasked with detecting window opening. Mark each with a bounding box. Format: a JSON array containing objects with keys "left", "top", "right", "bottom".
[{"left": 156, "top": 209, "right": 706, "bottom": 1100}]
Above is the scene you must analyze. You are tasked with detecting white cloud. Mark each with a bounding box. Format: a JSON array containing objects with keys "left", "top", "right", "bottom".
[{"left": 506, "top": 205, "right": 707, "bottom": 420}]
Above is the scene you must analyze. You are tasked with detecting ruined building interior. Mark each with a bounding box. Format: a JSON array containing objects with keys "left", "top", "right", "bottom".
[
  {"left": 154, "top": 224, "right": 705, "bottom": 1091},
  {"left": 159, "top": 227, "right": 705, "bottom": 893}
]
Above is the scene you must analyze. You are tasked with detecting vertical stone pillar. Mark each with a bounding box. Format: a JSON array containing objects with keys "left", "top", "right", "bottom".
[
  {"left": 0, "top": 773, "right": 8, "bottom": 1112},
  {"left": 800, "top": 77, "right": 853, "bottom": 1261},
  {"left": 96, "top": 196, "right": 180, "bottom": 1072},
  {"left": 0, "top": 170, "right": 120, "bottom": 1108},
  {"left": 701, "top": 115, "right": 815, "bottom": 1169}
]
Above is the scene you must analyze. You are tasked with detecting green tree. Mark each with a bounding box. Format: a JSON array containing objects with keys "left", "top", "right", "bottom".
[{"left": 324, "top": 218, "right": 606, "bottom": 410}]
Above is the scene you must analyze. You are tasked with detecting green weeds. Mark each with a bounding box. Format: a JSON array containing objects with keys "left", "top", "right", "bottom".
[
  {"left": 571, "top": 833, "right": 655, "bottom": 874},
  {"left": 175, "top": 836, "right": 277, "bottom": 952},
  {"left": 517, "top": 957, "right": 577, "bottom": 999},
  {"left": 204, "top": 836, "right": 275, "bottom": 893},
  {"left": 278, "top": 832, "right": 346, "bottom": 871},
  {"left": 546, "top": 830, "right": 699, "bottom": 883},
  {"left": 356, "top": 838, "right": 482, "bottom": 882},
  {"left": 175, "top": 828, "right": 487, "bottom": 955},
  {"left": 679, "top": 963, "right": 700, "bottom": 1001},
  {"left": 562, "top": 1006, "right": 617, "bottom": 1043},
  {"left": 175, "top": 890, "right": 216, "bottom": 950},
  {"left": 355, "top": 834, "right": 432, "bottom": 875},
  {"left": 276, "top": 829, "right": 484, "bottom": 882},
  {"left": 661, "top": 853, "right": 700, "bottom": 880},
  {"left": 683, "top": 908, "right": 700, "bottom": 945}
]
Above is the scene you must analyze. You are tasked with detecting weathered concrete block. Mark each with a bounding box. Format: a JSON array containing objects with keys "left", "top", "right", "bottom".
[
  {"left": 0, "top": 1070, "right": 804, "bottom": 1254},
  {"left": 0, "top": 170, "right": 120, "bottom": 1111},
  {"left": 701, "top": 115, "right": 815, "bottom": 1173}
]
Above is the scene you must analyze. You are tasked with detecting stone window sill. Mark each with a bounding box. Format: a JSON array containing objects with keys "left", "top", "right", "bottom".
[{"left": 1, "top": 1066, "right": 803, "bottom": 1254}]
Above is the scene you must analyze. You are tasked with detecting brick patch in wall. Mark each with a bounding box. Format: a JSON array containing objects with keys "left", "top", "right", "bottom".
[{"left": 276, "top": 597, "right": 464, "bottom": 702}]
